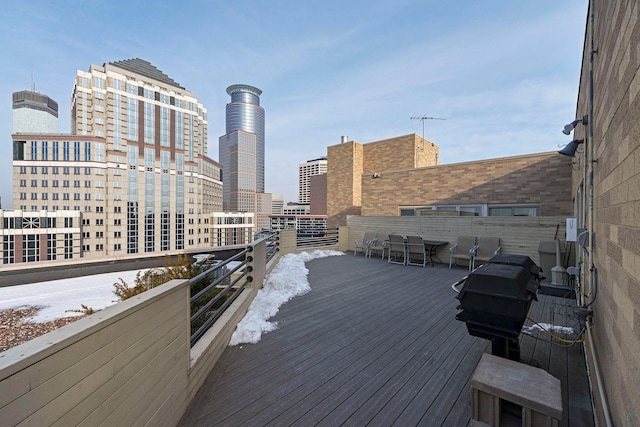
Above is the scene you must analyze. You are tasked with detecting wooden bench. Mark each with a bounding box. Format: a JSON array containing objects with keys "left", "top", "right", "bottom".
[{"left": 471, "top": 353, "right": 562, "bottom": 427}]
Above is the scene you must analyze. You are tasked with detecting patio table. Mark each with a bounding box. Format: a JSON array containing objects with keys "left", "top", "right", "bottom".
[{"left": 423, "top": 240, "right": 448, "bottom": 265}]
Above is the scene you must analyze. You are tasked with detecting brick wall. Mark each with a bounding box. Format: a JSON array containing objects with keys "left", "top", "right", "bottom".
[
  {"left": 328, "top": 134, "right": 441, "bottom": 228},
  {"left": 573, "top": 2, "right": 640, "bottom": 426},
  {"left": 327, "top": 141, "right": 363, "bottom": 228},
  {"left": 327, "top": 132, "right": 572, "bottom": 228},
  {"left": 361, "top": 152, "right": 572, "bottom": 217}
]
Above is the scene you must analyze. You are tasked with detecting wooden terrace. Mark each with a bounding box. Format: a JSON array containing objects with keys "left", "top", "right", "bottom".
[{"left": 179, "top": 254, "right": 594, "bottom": 426}]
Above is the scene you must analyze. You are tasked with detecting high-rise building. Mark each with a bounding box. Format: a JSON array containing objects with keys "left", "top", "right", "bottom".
[
  {"left": 12, "top": 90, "right": 59, "bottom": 133},
  {"left": 9, "top": 59, "right": 224, "bottom": 262},
  {"left": 298, "top": 157, "right": 327, "bottom": 204},
  {"left": 271, "top": 194, "right": 284, "bottom": 215},
  {"left": 219, "top": 84, "right": 270, "bottom": 231}
]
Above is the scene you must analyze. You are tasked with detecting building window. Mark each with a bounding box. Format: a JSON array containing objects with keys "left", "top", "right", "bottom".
[
  {"left": 488, "top": 205, "right": 540, "bottom": 217},
  {"left": 23, "top": 235, "right": 39, "bottom": 262},
  {"left": 144, "top": 102, "right": 155, "bottom": 144},
  {"left": 64, "top": 234, "right": 73, "bottom": 259}
]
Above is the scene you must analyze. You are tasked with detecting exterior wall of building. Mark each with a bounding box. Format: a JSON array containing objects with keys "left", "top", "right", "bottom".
[
  {"left": 256, "top": 192, "right": 273, "bottom": 232},
  {"left": 224, "top": 84, "right": 265, "bottom": 193},
  {"left": 12, "top": 90, "right": 58, "bottom": 134},
  {"left": 269, "top": 214, "right": 327, "bottom": 235},
  {"left": 10, "top": 60, "right": 223, "bottom": 263},
  {"left": 362, "top": 133, "right": 439, "bottom": 173},
  {"left": 283, "top": 203, "right": 310, "bottom": 215},
  {"left": 298, "top": 158, "right": 327, "bottom": 204},
  {"left": 271, "top": 194, "right": 284, "bottom": 215},
  {"left": 219, "top": 130, "right": 257, "bottom": 212},
  {"left": 210, "top": 212, "right": 254, "bottom": 246},
  {"left": 572, "top": 2, "right": 640, "bottom": 425},
  {"left": 0, "top": 209, "right": 81, "bottom": 265},
  {"left": 360, "top": 152, "right": 572, "bottom": 217},
  {"left": 327, "top": 141, "right": 364, "bottom": 228},
  {"left": 309, "top": 173, "right": 327, "bottom": 215},
  {"left": 327, "top": 134, "right": 568, "bottom": 228},
  {"left": 219, "top": 85, "right": 268, "bottom": 233}
]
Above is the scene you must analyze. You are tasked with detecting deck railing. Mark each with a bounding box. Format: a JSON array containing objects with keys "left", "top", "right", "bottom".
[
  {"left": 297, "top": 228, "right": 339, "bottom": 248},
  {"left": 189, "top": 232, "right": 279, "bottom": 346}
]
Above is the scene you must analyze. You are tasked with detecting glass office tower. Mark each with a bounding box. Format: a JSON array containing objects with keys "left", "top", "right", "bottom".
[
  {"left": 220, "top": 84, "right": 271, "bottom": 231},
  {"left": 224, "top": 84, "right": 265, "bottom": 193}
]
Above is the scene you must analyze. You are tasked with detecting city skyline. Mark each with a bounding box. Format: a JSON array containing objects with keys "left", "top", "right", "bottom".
[{"left": 0, "top": 1, "right": 587, "bottom": 207}]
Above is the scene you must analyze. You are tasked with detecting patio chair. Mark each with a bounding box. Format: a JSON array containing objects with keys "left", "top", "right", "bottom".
[
  {"left": 354, "top": 230, "right": 377, "bottom": 257},
  {"left": 472, "top": 236, "right": 501, "bottom": 269},
  {"left": 387, "top": 234, "right": 407, "bottom": 265},
  {"left": 449, "top": 236, "right": 477, "bottom": 270},
  {"left": 406, "top": 235, "right": 427, "bottom": 267},
  {"left": 368, "top": 232, "right": 389, "bottom": 259}
]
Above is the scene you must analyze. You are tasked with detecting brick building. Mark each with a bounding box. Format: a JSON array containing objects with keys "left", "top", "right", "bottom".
[
  {"left": 327, "top": 133, "right": 571, "bottom": 228},
  {"left": 570, "top": 2, "right": 640, "bottom": 425}
]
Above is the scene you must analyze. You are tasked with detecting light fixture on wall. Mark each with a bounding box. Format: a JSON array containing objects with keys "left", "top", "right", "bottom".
[
  {"left": 372, "top": 173, "right": 380, "bottom": 179},
  {"left": 562, "top": 115, "right": 588, "bottom": 135},
  {"left": 558, "top": 139, "right": 584, "bottom": 157}
]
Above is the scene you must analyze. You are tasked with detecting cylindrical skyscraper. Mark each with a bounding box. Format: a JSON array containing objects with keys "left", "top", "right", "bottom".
[{"left": 225, "top": 84, "right": 265, "bottom": 192}]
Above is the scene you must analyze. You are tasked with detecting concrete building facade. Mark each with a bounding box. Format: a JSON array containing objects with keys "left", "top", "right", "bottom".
[
  {"left": 11, "top": 59, "right": 224, "bottom": 261},
  {"left": 298, "top": 157, "right": 327, "bottom": 204},
  {"left": 0, "top": 209, "right": 80, "bottom": 264},
  {"left": 210, "top": 212, "right": 254, "bottom": 246}
]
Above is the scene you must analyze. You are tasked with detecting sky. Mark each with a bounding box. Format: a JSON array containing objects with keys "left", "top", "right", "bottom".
[{"left": 0, "top": 0, "right": 588, "bottom": 207}]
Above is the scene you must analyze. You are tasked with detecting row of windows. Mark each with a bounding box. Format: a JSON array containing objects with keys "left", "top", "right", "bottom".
[
  {"left": 19, "top": 193, "right": 105, "bottom": 201},
  {"left": 20, "top": 180, "right": 107, "bottom": 188},
  {"left": 398, "top": 204, "right": 540, "bottom": 217},
  {"left": 29, "top": 141, "right": 104, "bottom": 162}
]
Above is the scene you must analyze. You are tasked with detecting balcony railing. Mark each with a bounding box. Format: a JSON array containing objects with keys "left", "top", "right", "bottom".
[
  {"left": 296, "top": 228, "right": 339, "bottom": 248},
  {"left": 189, "top": 232, "right": 278, "bottom": 346}
]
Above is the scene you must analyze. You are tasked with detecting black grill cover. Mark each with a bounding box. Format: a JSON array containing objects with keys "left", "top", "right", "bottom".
[
  {"left": 456, "top": 263, "right": 537, "bottom": 340},
  {"left": 487, "top": 254, "right": 543, "bottom": 282}
]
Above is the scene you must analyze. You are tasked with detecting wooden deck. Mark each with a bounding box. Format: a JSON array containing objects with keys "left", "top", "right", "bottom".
[{"left": 178, "top": 254, "right": 594, "bottom": 426}]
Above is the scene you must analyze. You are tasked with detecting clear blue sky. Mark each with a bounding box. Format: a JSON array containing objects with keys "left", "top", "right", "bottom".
[{"left": 0, "top": 0, "right": 587, "bottom": 207}]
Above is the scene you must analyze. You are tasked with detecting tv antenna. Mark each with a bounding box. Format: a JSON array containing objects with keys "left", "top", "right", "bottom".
[{"left": 410, "top": 115, "right": 446, "bottom": 141}]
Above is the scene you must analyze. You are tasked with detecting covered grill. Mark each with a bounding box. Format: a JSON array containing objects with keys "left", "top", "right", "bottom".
[{"left": 455, "top": 256, "right": 540, "bottom": 361}]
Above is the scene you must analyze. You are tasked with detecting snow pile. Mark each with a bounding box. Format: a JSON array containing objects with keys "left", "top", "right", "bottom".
[
  {"left": 522, "top": 322, "right": 575, "bottom": 335},
  {"left": 0, "top": 269, "right": 146, "bottom": 323},
  {"left": 229, "top": 250, "right": 344, "bottom": 346}
]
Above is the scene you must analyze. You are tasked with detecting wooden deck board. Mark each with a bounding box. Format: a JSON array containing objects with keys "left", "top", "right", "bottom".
[{"left": 178, "top": 254, "right": 594, "bottom": 427}]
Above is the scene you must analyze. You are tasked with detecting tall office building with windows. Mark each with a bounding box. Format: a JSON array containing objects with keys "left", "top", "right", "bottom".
[
  {"left": 298, "top": 157, "right": 327, "bottom": 204},
  {"left": 9, "top": 59, "right": 224, "bottom": 262},
  {"left": 12, "top": 90, "right": 59, "bottom": 133},
  {"left": 219, "top": 84, "right": 271, "bottom": 232}
]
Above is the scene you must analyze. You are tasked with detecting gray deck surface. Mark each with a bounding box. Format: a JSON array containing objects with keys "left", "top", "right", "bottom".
[{"left": 179, "top": 254, "right": 594, "bottom": 427}]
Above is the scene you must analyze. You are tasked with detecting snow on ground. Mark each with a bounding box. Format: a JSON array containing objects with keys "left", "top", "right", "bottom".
[
  {"left": 229, "top": 249, "right": 344, "bottom": 346},
  {"left": 0, "top": 249, "right": 344, "bottom": 335},
  {"left": 0, "top": 269, "right": 147, "bottom": 323}
]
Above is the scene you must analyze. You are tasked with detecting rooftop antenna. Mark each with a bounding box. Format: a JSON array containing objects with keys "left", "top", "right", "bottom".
[
  {"left": 410, "top": 115, "right": 446, "bottom": 144},
  {"left": 31, "top": 73, "right": 36, "bottom": 92}
]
